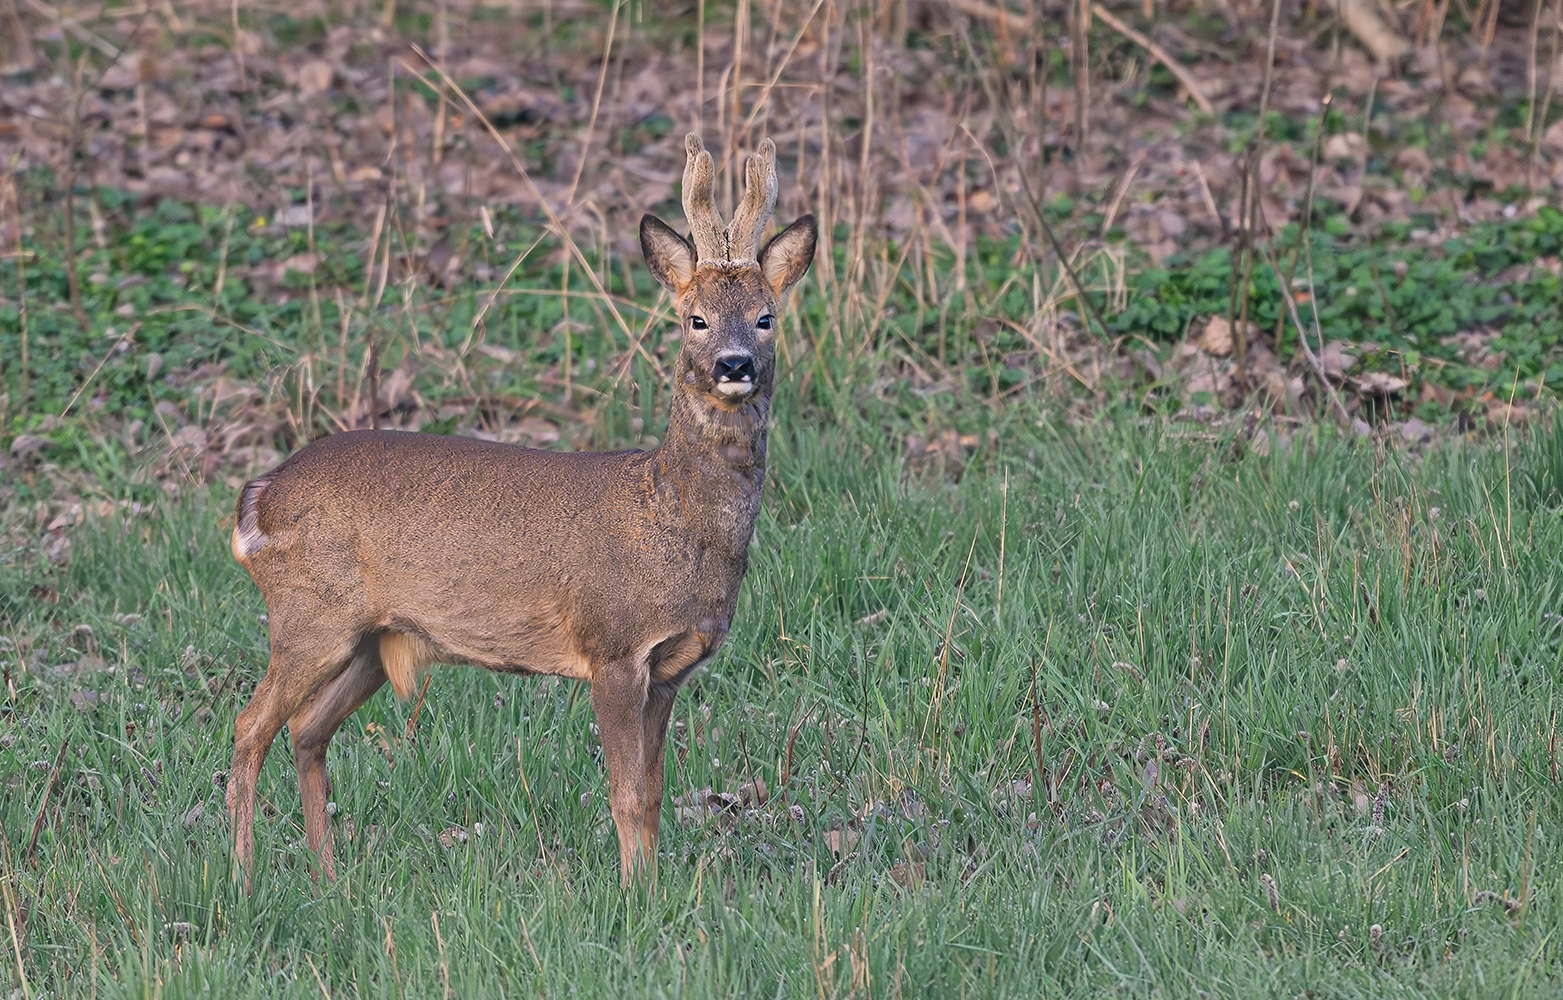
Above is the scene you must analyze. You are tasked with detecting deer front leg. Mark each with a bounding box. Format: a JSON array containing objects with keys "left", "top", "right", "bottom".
[
  {"left": 590, "top": 665, "right": 652, "bottom": 884},
  {"left": 640, "top": 683, "right": 678, "bottom": 861}
]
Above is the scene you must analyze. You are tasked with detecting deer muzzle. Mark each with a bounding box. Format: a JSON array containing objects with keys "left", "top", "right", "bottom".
[{"left": 712, "top": 354, "right": 757, "bottom": 397}]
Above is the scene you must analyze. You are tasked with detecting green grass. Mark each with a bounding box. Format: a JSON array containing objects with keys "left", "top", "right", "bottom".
[{"left": 4, "top": 409, "right": 1563, "bottom": 997}]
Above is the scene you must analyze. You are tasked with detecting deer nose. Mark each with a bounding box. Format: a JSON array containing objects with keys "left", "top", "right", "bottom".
[{"left": 712, "top": 354, "right": 755, "bottom": 384}]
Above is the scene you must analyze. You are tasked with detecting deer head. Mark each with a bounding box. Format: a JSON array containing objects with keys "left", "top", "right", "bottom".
[{"left": 639, "top": 134, "right": 817, "bottom": 412}]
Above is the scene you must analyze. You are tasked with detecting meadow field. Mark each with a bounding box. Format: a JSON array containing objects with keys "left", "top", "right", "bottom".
[
  {"left": 4, "top": 0, "right": 1563, "bottom": 994},
  {"left": 4, "top": 401, "right": 1563, "bottom": 996}
]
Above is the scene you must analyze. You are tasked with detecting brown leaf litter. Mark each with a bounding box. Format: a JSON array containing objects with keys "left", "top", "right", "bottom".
[{"left": 2, "top": 0, "right": 1556, "bottom": 260}]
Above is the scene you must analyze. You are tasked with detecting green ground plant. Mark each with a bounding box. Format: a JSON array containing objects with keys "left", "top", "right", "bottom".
[{"left": 1116, "top": 210, "right": 1563, "bottom": 389}]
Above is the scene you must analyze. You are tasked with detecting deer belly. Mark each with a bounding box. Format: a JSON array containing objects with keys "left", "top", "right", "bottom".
[{"left": 387, "top": 601, "right": 595, "bottom": 682}]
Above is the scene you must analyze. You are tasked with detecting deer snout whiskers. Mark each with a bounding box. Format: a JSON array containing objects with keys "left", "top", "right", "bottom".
[{"left": 712, "top": 354, "right": 756, "bottom": 397}]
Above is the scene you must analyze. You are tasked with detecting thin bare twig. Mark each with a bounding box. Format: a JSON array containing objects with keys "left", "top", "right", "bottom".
[
  {"left": 1259, "top": 239, "right": 1351, "bottom": 424},
  {"left": 61, "top": 324, "right": 138, "bottom": 418}
]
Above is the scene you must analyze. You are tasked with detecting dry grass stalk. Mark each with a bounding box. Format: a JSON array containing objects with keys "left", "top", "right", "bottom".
[
  {"left": 1072, "top": 0, "right": 1090, "bottom": 171},
  {"left": 1228, "top": 0, "right": 1287, "bottom": 390},
  {"left": 1528, "top": 0, "right": 1545, "bottom": 141},
  {"left": 1338, "top": 0, "right": 1410, "bottom": 62},
  {"left": 697, "top": 0, "right": 706, "bottom": 132},
  {"left": 2, "top": 173, "right": 28, "bottom": 408},
  {"left": 61, "top": 50, "right": 90, "bottom": 330},
  {"left": 230, "top": 0, "right": 245, "bottom": 88},
  {"left": 1101, "top": 149, "right": 1147, "bottom": 235},
  {"left": 1528, "top": 0, "right": 1562, "bottom": 191},
  {"left": 1478, "top": 0, "right": 1501, "bottom": 64},
  {"left": 409, "top": 48, "right": 662, "bottom": 378},
  {"left": 1260, "top": 239, "right": 1351, "bottom": 423},
  {"left": 738, "top": 0, "right": 829, "bottom": 136},
  {"left": 1, "top": 0, "right": 35, "bottom": 71},
  {"left": 562, "top": 0, "right": 623, "bottom": 209},
  {"left": 2, "top": 872, "right": 32, "bottom": 1000},
  {"left": 724, "top": 0, "right": 751, "bottom": 213},
  {"left": 1089, "top": 3, "right": 1215, "bottom": 114},
  {"left": 22, "top": 0, "right": 119, "bottom": 57}
]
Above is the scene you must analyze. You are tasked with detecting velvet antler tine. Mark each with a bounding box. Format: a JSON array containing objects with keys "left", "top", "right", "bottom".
[
  {"left": 681, "top": 133, "right": 726, "bottom": 262},
  {"left": 726, "top": 137, "right": 777, "bottom": 264}
]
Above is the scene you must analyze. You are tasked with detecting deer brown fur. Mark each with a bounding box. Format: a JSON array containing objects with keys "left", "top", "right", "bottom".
[{"left": 224, "top": 134, "right": 816, "bottom": 890}]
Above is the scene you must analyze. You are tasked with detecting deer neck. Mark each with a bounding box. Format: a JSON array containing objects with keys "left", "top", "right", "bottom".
[{"left": 652, "top": 385, "right": 770, "bottom": 550}]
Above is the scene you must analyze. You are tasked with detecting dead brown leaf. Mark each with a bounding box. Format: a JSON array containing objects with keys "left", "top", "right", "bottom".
[
  {"left": 296, "top": 60, "right": 334, "bottom": 96},
  {"left": 1199, "top": 316, "right": 1233, "bottom": 356},
  {"left": 824, "top": 827, "right": 859, "bottom": 857},
  {"left": 1351, "top": 371, "right": 1409, "bottom": 395}
]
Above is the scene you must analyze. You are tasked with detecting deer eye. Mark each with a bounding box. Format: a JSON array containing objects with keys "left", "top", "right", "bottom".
[
  {"left": 689, "top": 315, "right": 708, "bottom": 330},
  {"left": 756, "top": 314, "right": 775, "bottom": 330}
]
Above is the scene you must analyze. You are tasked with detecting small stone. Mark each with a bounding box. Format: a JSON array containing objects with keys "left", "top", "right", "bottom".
[{"left": 1398, "top": 417, "right": 1433, "bottom": 443}]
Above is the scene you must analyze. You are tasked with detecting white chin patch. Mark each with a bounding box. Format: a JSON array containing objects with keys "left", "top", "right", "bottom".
[{"left": 715, "top": 381, "right": 754, "bottom": 398}]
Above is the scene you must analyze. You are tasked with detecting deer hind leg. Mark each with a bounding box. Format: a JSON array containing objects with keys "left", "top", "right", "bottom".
[
  {"left": 590, "top": 664, "right": 651, "bottom": 885},
  {"left": 228, "top": 646, "right": 335, "bottom": 892},
  {"left": 288, "top": 638, "right": 387, "bottom": 882},
  {"left": 640, "top": 683, "right": 678, "bottom": 866}
]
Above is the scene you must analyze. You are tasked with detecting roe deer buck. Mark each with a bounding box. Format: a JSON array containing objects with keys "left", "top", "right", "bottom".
[{"left": 225, "top": 134, "right": 816, "bottom": 890}]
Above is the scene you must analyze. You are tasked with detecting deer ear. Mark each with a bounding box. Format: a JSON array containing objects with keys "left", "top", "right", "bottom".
[
  {"left": 759, "top": 214, "right": 817, "bottom": 296},
  {"left": 641, "top": 215, "right": 695, "bottom": 293}
]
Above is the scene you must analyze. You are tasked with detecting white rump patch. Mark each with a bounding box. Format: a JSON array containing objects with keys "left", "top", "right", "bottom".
[{"left": 231, "top": 478, "right": 271, "bottom": 560}]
